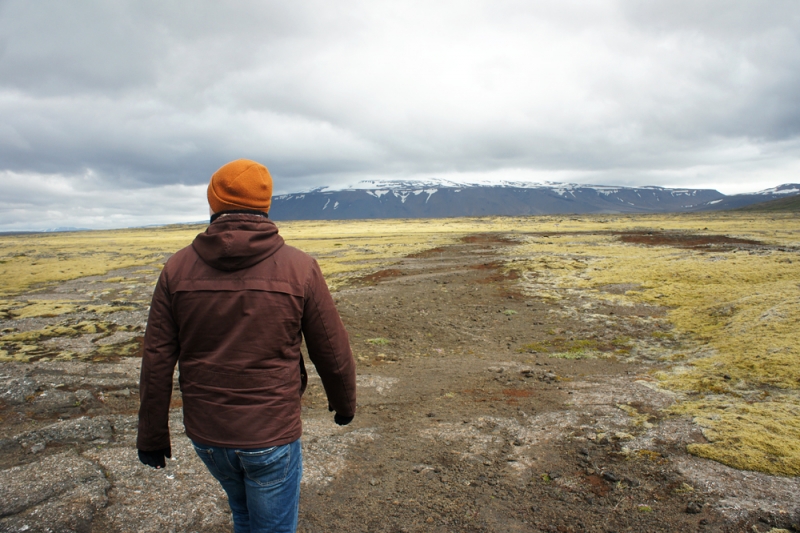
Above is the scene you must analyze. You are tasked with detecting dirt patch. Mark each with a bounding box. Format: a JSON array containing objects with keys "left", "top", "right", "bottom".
[
  {"left": 471, "top": 260, "right": 506, "bottom": 271},
  {"left": 618, "top": 232, "right": 764, "bottom": 249},
  {"left": 461, "top": 234, "right": 520, "bottom": 245},
  {"left": 470, "top": 261, "right": 524, "bottom": 294},
  {"left": 358, "top": 268, "right": 406, "bottom": 284},
  {"left": 406, "top": 247, "right": 448, "bottom": 258},
  {"left": 584, "top": 473, "right": 611, "bottom": 497},
  {"left": 478, "top": 270, "right": 521, "bottom": 284}
]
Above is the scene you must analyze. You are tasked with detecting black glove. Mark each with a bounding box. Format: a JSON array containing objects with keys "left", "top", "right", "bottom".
[
  {"left": 138, "top": 447, "right": 171, "bottom": 469},
  {"left": 329, "top": 404, "right": 354, "bottom": 426},
  {"left": 334, "top": 413, "right": 354, "bottom": 426}
]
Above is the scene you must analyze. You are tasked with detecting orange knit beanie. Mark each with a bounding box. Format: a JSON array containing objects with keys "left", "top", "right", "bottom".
[{"left": 207, "top": 159, "right": 273, "bottom": 214}]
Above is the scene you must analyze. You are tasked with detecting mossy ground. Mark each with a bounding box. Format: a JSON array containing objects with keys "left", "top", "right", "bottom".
[
  {"left": 0, "top": 225, "right": 196, "bottom": 297},
  {"left": 1, "top": 212, "right": 798, "bottom": 476},
  {"left": 3, "top": 214, "right": 800, "bottom": 532},
  {"left": 502, "top": 213, "right": 800, "bottom": 476},
  {"left": 0, "top": 319, "right": 140, "bottom": 362}
]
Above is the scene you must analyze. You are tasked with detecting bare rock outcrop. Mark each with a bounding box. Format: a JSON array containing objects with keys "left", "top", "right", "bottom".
[{"left": 0, "top": 450, "right": 110, "bottom": 532}]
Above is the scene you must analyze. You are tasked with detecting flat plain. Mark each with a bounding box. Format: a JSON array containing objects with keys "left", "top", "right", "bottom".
[{"left": 0, "top": 212, "right": 798, "bottom": 532}]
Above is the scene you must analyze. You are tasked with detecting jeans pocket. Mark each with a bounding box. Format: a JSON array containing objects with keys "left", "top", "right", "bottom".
[
  {"left": 193, "top": 445, "right": 232, "bottom": 481},
  {"left": 237, "top": 445, "right": 291, "bottom": 487}
]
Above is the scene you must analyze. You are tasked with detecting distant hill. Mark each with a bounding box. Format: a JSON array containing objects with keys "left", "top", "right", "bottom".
[
  {"left": 688, "top": 184, "right": 800, "bottom": 212},
  {"left": 735, "top": 192, "right": 800, "bottom": 212},
  {"left": 44, "top": 227, "right": 91, "bottom": 233},
  {"left": 269, "top": 180, "right": 800, "bottom": 220}
]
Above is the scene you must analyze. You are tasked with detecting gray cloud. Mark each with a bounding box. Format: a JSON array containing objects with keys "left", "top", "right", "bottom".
[{"left": 1, "top": 0, "right": 799, "bottom": 229}]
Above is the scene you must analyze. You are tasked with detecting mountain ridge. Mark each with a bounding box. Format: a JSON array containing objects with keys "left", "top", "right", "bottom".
[{"left": 270, "top": 181, "right": 800, "bottom": 220}]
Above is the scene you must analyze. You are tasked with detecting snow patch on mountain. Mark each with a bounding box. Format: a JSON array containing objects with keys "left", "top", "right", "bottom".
[
  {"left": 275, "top": 177, "right": 740, "bottom": 199},
  {"left": 755, "top": 185, "right": 800, "bottom": 196}
]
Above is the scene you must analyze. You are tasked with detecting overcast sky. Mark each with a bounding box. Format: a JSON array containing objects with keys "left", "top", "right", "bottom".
[{"left": 1, "top": 0, "right": 799, "bottom": 230}]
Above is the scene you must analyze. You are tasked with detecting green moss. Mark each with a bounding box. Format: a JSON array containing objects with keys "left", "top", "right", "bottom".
[
  {"left": 617, "top": 404, "right": 654, "bottom": 427},
  {"left": 2, "top": 320, "right": 125, "bottom": 342},
  {"left": 504, "top": 214, "right": 800, "bottom": 476},
  {"left": 636, "top": 450, "right": 663, "bottom": 462},
  {"left": 0, "top": 320, "right": 139, "bottom": 362},
  {"left": 567, "top": 339, "right": 599, "bottom": 352},
  {"left": 674, "top": 397, "right": 800, "bottom": 476},
  {"left": 93, "top": 339, "right": 141, "bottom": 359},
  {"left": 519, "top": 341, "right": 549, "bottom": 353},
  {"left": 611, "top": 336, "right": 632, "bottom": 347},
  {"left": 549, "top": 350, "right": 598, "bottom": 360},
  {"left": 1, "top": 299, "right": 134, "bottom": 319},
  {"left": 7, "top": 300, "right": 79, "bottom": 318}
]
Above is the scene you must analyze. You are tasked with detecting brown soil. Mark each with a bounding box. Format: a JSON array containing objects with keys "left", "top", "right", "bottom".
[
  {"left": 295, "top": 234, "right": 794, "bottom": 533},
  {"left": 617, "top": 232, "right": 763, "bottom": 249}
]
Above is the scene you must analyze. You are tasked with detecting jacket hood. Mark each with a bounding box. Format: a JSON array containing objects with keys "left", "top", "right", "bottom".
[{"left": 192, "top": 214, "right": 285, "bottom": 271}]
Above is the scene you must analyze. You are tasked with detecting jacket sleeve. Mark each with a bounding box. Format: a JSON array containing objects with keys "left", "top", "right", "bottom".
[
  {"left": 137, "top": 268, "right": 180, "bottom": 451},
  {"left": 302, "top": 260, "right": 357, "bottom": 417}
]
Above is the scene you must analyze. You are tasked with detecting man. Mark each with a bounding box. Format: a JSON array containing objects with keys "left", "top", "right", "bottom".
[{"left": 137, "top": 159, "right": 357, "bottom": 533}]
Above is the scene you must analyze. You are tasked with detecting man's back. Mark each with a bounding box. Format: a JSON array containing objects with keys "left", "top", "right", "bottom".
[{"left": 139, "top": 214, "right": 355, "bottom": 451}]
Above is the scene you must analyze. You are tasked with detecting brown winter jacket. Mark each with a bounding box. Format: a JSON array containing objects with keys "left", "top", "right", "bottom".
[{"left": 137, "top": 213, "right": 356, "bottom": 451}]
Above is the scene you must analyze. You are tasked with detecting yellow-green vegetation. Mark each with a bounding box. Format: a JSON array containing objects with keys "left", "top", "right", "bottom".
[
  {"left": 94, "top": 339, "right": 141, "bottom": 358},
  {"left": 505, "top": 212, "right": 800, "bottom": 476},
  {"left": 366, "top": 337, "right": 391, "bottom": 346},
  {"left": 0, "top": 219, "right": 475, "bottom": 363},
  {"left": 636, "top": 449, "right": 664, "bottom": 462},
  {"left": 519, "top": 341, "right": 549, "bottom": 352},
  {"left": 672, "top": 396, "right": 800, "bottom": 477},
  {"left": 520, "top": 336, "right": 632, "bottom": 359},
  {"left": 2, "top": 213, "right": 799, "bottom": 475},
  {"left": 0, "top": 299, "right": 134, "bottom": 319},
  {"left": 284, "top": 213, "right": 798, "bottom": 289},
  {"left": 1, "top": 299, "right": 78, "bottom": 319},
  {"left": 2, "top": 320, "right": 118, "bottom": 342},
  {"left": 617, "top": 404, "right": 654, "bottom": 428},
  {"left": 0, "top": 320, "right": 139, "bottom": 362},
  {"left": 548, "top": 350, "right": 598, "bottom": 360},
  {"left": 7, "top": 213, "right": 794, "bottom": 297},
  {"left": 547, "top": 338, "right": 603, "bottom": 359},
  {"left": 0, "top": 224, "right": 205, "bottom": 297},
  {"left": 278, "top": 219, "right": 466, "bottom": 289},
  {"left": 0, "top": 218, "right": 492, "bottom": 297}
]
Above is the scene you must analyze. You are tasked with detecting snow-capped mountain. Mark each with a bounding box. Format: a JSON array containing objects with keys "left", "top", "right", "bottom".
[
  {"left": 269, "top": 181, "right": 800, "bottom": 220},
  {"left": 687, "top": 183, "right": 800, "bottom": 211}
]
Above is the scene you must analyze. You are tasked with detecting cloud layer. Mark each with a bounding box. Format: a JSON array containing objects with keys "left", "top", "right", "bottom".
[{"left": 1, "top": 0, "right": 799, "bottom": 229}]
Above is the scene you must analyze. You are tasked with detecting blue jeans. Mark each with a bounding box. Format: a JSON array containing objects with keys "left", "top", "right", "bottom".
[{"left": 192, "top": 439, "right": 303, "bottom": 533}]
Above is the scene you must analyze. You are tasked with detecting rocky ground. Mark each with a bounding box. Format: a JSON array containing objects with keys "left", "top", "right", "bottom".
[{"left": 1, "top": 233, "right": 799, "bottom": 533}]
